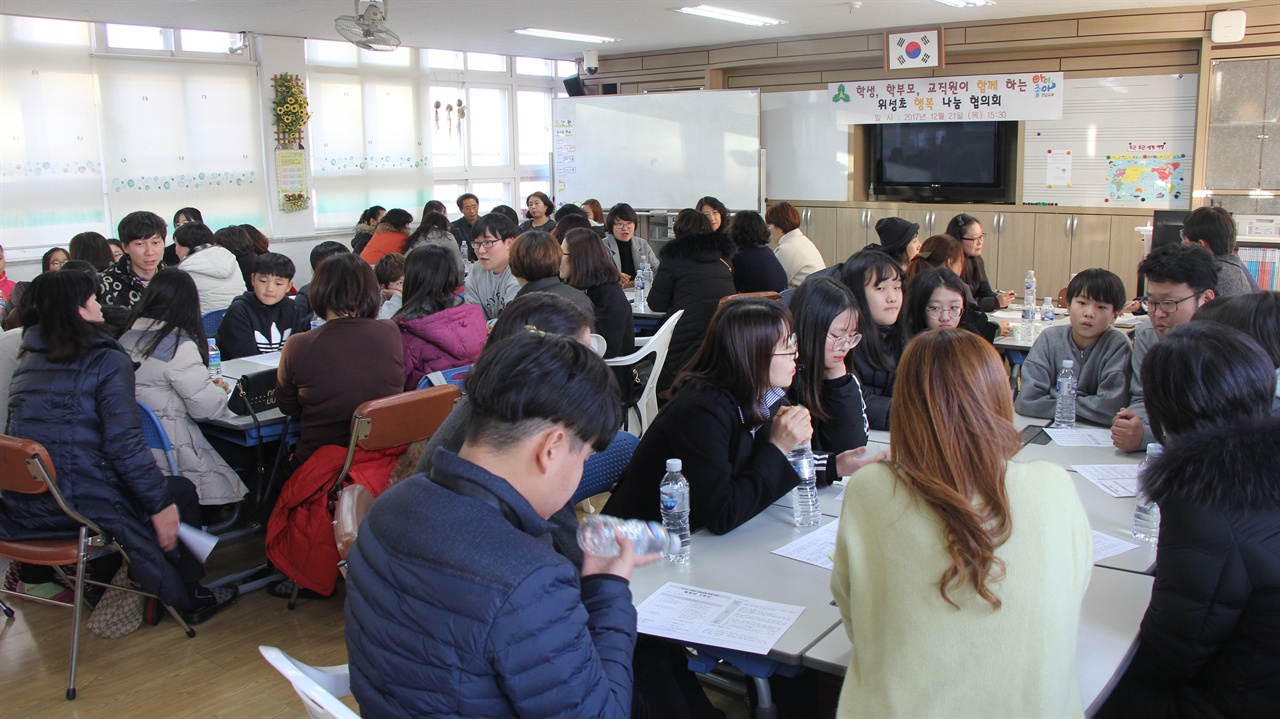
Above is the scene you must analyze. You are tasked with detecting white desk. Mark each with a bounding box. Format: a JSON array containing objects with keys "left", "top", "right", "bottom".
[
  {"left": 802, "top": 565, "right": 1153, "bottom": 717},
  {"left": 200, "top": 356, "right": 294, "bottom": 444}
]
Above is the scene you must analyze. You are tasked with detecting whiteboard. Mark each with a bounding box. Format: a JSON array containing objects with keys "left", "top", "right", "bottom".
[
  {"left": 761, "top": 90, "right": 850, "bottom": 203},
  {"left": 1022, "top": 75, "right": 1197, "bottom": 209},
  {"left": 553, "top": 90, "right": 760, "bottom": 211}
]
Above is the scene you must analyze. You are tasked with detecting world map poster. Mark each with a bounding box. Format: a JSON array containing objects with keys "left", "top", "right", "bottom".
[{"left": 1105, "top": 154, "right": 1186, "bottom": 203}]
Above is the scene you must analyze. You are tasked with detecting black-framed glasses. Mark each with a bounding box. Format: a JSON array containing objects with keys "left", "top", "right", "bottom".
[
  {"left": 470, "top": 238, "right": 501, "bottom": 250},
  {"left": 1139, "top": 293, "right": 1201, "bottom": 314},
  {"left": 962, "top": 232, "right": 985, "bottom": 242},
  {"left": 826, "top": 331, "right": 862, "bottom": 351}
]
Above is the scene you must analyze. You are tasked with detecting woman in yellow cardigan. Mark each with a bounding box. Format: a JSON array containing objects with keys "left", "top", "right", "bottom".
[{"left": 830, "top": 329, "right": 1093, "bottom": 717}]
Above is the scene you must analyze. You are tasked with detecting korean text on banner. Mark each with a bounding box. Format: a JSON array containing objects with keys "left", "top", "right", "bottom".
[{"left": 830, "top": 72, "right": 1064, "bottom": 125}]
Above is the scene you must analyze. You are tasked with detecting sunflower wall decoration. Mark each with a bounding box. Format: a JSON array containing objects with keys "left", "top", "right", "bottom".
[{"left": 271, "top": 73, "right": 311, "bottom": 213}]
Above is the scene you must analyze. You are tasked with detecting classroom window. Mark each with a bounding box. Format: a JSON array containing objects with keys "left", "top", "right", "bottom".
[
  {"left": 516, "top": 57, "right": 554, "bottom": 77},
  {"left": 520, "top": 180, "right": 550, "bottom": 204},
  {"left": 556, "top": 60, "right": 578, "bottom": 78},
  {"left": 434, "top": 183, "right": 466, "bottom": 207},
  {"left": 178, "top": 29, "right": 238, "bottom": 54},
  {"left": 466, "top": 52, "right": 507, "bottom": 73},
  {"left": 471, "top": 181, "right": 510, "bottom": 212},
  {"left": 517, "top": 90, "right": 552, "bottom": 166},
  {"left": 425, "top": 49, "right": 463, "bottom": 70},
  {"left": 360, "top": 46, "right": 411, "bottom": 67},
  {"left": 105, "top": 23, "right": 170, "bottom": 51},
  {"left": 467, "top": 87, "right": 509, "bottom": 167}
]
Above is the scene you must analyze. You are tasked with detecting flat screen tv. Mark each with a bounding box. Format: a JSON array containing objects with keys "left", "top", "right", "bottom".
[{"left": 871, "top": 121, "right": 1015, "bottom": 203}]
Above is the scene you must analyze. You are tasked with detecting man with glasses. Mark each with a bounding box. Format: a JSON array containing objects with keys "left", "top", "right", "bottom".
[
  {"left": 1112, "top": 243, "right": 1217, "bottom": 452},
  {"left": 464, "top": 213, "right": 522, "bottom": 321}
]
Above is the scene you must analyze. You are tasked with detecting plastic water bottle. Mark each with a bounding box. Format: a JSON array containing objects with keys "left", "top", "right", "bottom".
[
  {"left": 1132, "top": 443, "right": 1163, "bottom": 542},
  {"left": 1021, "top": 270, "right": 1037, "bottom": 339},
  {"left": 207, "top": 338, "right": 222, "bottom": 380},
  {"left": 310, "top": 317, "right": 324, "bottom": 331},
  {"left": 788, "top": 440, "right": 820, "bottom": 527},
  {"left": 634, "top": 268, "right": 647, "bottom": 310},
  {"left": 659, "top": 458, "right": 691, "bottom": 563},
  {"left": 577, "top": 515, "right": 678, "bottom": 558},
  {"left": 1052, "top": 359, "right": 1077, "bottom": 428}
]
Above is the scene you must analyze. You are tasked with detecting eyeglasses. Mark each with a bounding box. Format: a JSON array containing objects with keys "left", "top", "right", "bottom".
[
  {"left": 1140, "top": 292, "right": 1202, "bottom": 315},
  {"left": 926, "top": 305, "right": 964, "bottom": 319},
  {"left": 772, "top": 334, "right": 798, "bottom": 358},
  {"left": 613, "top": 221, "right": 636, "bottom": 231},
  {"left": 826, "top": 331, "right": 862, "bottom": 351},
  {"left": 470, "top": 238, "right": 501, "bottom": 250},
  {"left": 962, "top": 232, "right": 985, "bottom": 242}
]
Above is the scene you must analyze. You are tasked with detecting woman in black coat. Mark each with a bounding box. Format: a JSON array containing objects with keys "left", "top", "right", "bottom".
[
  {"left": 0, "top": 271, "right": 235, "bottom": 623},
  {"left": 1099, "top": 323, "right": 1280, "bottom": 719},
  {"left": 561, "top": 228, "right": 634, "bottom": 358},
  {"left": 729, "top": 210, "right": 788, "bottom": 294},
  {"left": 647, "top": 210, "right": 737, "bottom": 394}
]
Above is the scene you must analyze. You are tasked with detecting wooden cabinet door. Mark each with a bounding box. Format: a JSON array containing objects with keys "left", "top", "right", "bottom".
[
  {"left": 995, "top": 212, "right": 1038, "bottom": 293},
  {"left": 1033, "top": 213, "right": 1075, "bottom": 299},
  {"left": 1108, "top": 216, "right": 1148, "bottom": 298},
  {"left": 805, "top": 207, "right": 865, "bottom": 268},
  {"left": 1068, "top": 214, "right": 1114, "bottom": 279}
]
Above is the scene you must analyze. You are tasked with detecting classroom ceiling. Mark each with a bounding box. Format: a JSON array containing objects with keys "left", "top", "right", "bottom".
[{"left": 0, "top": 0, "right": 1218, "bottom": 60}]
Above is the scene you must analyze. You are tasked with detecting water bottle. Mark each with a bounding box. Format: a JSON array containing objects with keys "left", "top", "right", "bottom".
[
  {"left": 1052, "top": 359, "right": 1077, "bottom": 428},
  {"left": 310, "top": 317, "right": 324, "bottom": 331},
  {"left": 1021, "top": 270, "right": 1037, "bottom": 339},
  {"left": 207, "top": 338, "right": 222, "bottom": 380},
  {"left": 634, "top": 268, "right": 647, "bottom": 310},
  {"left": 1132, "top": 443, "right": 1163, "bottom": 542},
  {"left": 577, "top": 514, "right": 678, "bottom": 558},
  {"left": 659, "top": 458, "right": 691, "bottom": 563},
  {"left": 788, "top": 440, "right": 820, "bottom": 527}
]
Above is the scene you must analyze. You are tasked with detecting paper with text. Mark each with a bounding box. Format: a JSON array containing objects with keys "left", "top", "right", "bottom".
[
  {"left": 1073, "top": 464, "right": 1141, "bottom": 497},
  {"left": 241, "top": 351, "right": 282, "bottom": 366},
  {"left": 1093, "top": 531, "right": 1140, "bottom": 562},
  {"left": 771, "top": 522, "right": 839, "bottom": 570},
  {"left": 636, "top": 583, "right": 805, "bottom": 655},
  {"left": 1045, "top": 428, "right": 1114, "bottom": 447}
]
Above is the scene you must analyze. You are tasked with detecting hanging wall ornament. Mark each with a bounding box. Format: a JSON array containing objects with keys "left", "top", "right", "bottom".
[
  {"left": 434, "top": 100, "right": 441, "bottom": 130},
  {"left": 456, "top": 99, "right": 465, "bottom": 137},
  {"left": 446, "top": 105, "right": 453, "bottom": 137}
]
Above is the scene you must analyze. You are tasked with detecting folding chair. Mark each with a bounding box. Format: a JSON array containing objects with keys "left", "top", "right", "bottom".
[
  {"left": 202, "top": 308, "right": 227, "bottom": 338},
  {"left": 573, "top": 430, "right": 640, "bottom": 512},
  {"left": 605, "top": 310, "right": 683, "bottom": 437},
  {"left": 334, "top": 484, "right": 373, "bottom": 581},
  {"left": 135, "top": 401, "right": 181, "bottom": 476},
  {"left": 0, "top": 434, "right": 195, "bottom": 701},
  {"left": 286, "top": 384, "right": 461, "bottom": 609},
  {"left": 259, "top": 646, "right": 358, "bottom": 719}
]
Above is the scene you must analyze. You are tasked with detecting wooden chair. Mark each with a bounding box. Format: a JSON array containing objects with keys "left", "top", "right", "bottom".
[
  {"left": 718, "top": 291, "right": 783, "bottom": 307},
  {"left": 0, "top": 434, "right": 195, "bottom": 700}
]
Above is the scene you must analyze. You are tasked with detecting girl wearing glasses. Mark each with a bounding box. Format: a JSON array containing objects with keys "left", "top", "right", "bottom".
[
  {"left": 904, "top": 235, "right": 1008, "bottom": 341},
  {"left": 903, "top": 267, "right": 1006, "bottom": 343},
  {"left": 945, "top": 213, "right": 1014, "bottom": 311}
]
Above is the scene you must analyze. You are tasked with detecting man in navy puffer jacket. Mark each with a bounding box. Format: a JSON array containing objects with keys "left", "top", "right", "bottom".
[{"left": 345, "top": 330, "right": 657, "bottom": 718}]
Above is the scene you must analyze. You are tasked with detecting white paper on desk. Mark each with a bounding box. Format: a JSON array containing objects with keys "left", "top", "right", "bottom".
[
  {"left": 241, "top": 351, "right": 282, "bottom": 366},
  {"left": 636, "top": 582, "right": 805, "bottom": 655},
  {"left": 1073, "top": 465, "right": 1140, "bottom": 497},
  {"left": 1113, "top": 316, "right": 1143, "bottom": 328},
  {"left": 1045, "top": 428, "right": 1114, "bottom": 447},
  {"left": 770, "top": 521, "right": 838, "bottom": 570},
  {"left": 1092, "top": 531, "right": 1140, "bottom": 563},
  {"left": 992, "top": 310, "right": 1023, "bottom": 319}
]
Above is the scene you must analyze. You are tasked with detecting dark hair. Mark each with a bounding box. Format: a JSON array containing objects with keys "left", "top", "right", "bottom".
[
  {"left": 374, "top": 252, "right": 406, "bottom": 286},
  {"left": 455, "top": 193, "right": 478, "bottom": 210},
  {"left": 118, "top": 210, "right": 168, "bottom": 244},
  {"left": 308, "top": 240, "right": 350, "bottom": 271},
  {"left": 213, "top": 226, "right": 256, "bottom": 258},
  {"left": 405, "top": 212, "right": 451, "bottom": 252},
  {"left": 41, "top": 247, "right": 68, "bottom": 273},
  {"left": 904, "top": 234, "right": 964, "bottom": 286},
  {"left": 473, "top": 212, "right": 520, "bottom": 242},
  {"left": 173, "top": 207, "right": 203, "bottom": 226},
  {"left": 581, "top": 199, "right": 605, "bottom": 223},
  {"left": 508, "top": 231, "right": 562, "bottom": 282},
  {"left": 359, "top": 206, "right": 386, "bottom": 226},
  {"left": 1193, "top": 291, "right": 1280, "bottom": 368},
  {"left": 489, "top": 292, "right": 593, "bottom": 346},
  {"left": 840, "top": 250, "right": 904, "bottom": 373},
  {"left": 903, "top": 267, "right": 968, "bottom": 338},
  {"left": 173, "top": 222, "right": 215, "bottom": 250},
  {"left": 465, "top": 331, "right": 620, "bottom": 453},
  {"left": 69, "top": 232, "right": 114, "bottom": 271},
  {"left": 1182, "top": 206, "right": 1236, "bottom": 256},
  {"left": 673, "top": 208, "right": 712, "bottom": 240},
  {"left": 606, "top": 203, "right": 639, "bottom": 234},
  {"left": 253, "top": 252, "right": 295, "bottom": 280},
  {"left": 423, "top": 200, "right": 448, "bottom": 217},
  {"left": 1139, "top": 242, "right": 1217, "bottom": 295},
  {"left": 125, "top": 268, "right": 208, "bottom": 364},
  {"left": 553, "top": 203, "right": 586, "bottom": 221},
  {"left": 696, "top": 196, "right": 730, "bottom": 226},
  {"left": 1067, "top": 268, "right": 1126, "bottom": 311},
  {"left": 550, "top": 213, "right": 591, "bottom": 241},
  {"left": 563, "top": 228, "right": 621, "bottom": 289},
  {"left": 944, "top": 213, "right": 981, "bottom": 243},
  {"left": 674, "top": 297, "right": 792, "bottom": 424},
  {"left": 490, "top": 204, "right": 521, "bottom": 225},
  {"left": 310, "top": 251, "right": 381, "bottom": 319},
  {"left": 377, "top": 209, "right": 413, "bottom": 233},
  {"left": 29, "top": 270, "right": 102, "bottom": 362},
  {"left": 106, "top": 238, "right": 124, "bottom": 255},
  {"left": 524, "top": 191, "right": 555, "bottom": 219},
  {"left": 396, "top": 245, "right": 464, "bottom": 322},
  {"left": 1142, "top": 322, "right": 1274, "bottom": 442},
  {"left": 790, "top": 277, "right": 858, "bottom": 421},
  {"left": 240, "top": 224, "right": 270, "bottom": 255},
  {"left": 765, "top": 202, "right": 801, "bottom": 234},
  {"left": 59, "top": 260, "right": 100, "bottom": 282},
  {"left": 730, "top": 210, "right": 770, "bottom": 249}
]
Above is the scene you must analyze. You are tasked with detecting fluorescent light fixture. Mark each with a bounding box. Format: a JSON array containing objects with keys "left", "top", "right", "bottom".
[
  {"left": 513, "top": 28, "right": 617, "bottom": 43},
  {"left": 675, "top": 5, "right": 786, "bottom": 27},
  {"left": 934, "top": 0, "right": 994, "bottom": 8}
]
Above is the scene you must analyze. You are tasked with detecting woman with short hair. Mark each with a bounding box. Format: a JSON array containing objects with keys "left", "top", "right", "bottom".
[
  {"left": 602, "top": 202, "right": 659, "bottom": 284},
  {"left": 767, "top": 201, "right": 824, "bottom": 288},
  {"left": 729, "top": 210, "right": 787, "bottom": 293},
  {"left": 509, "top": 230, "right": 593, "bottom": 316}
]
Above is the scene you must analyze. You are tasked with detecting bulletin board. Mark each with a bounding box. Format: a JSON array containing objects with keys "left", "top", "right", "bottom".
[{"left": 1021, "top": 74, "right": 1197, "bottom": 209}]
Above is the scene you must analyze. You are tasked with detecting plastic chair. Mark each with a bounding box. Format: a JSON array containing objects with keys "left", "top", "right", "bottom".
[
  {"left": 605, "top": 310, "right": 683, "bottom": 437},
  {"left": 259, "top": 646, "right": 358, "bottom": 719},
  {"left": 418, "top": 364, "right": 471, "bottom": 393},
  {"left": 135, "top": 402, "right": 181, "bottom": 476},
  {"left": 202, "top": 309, "right": 227, "bottom": 338},
  {"left": 572, "top": 430, "right": 640, "bottom": 508},
  {"left": 0, "top": 434, "right": 195, "bottom": 700}
]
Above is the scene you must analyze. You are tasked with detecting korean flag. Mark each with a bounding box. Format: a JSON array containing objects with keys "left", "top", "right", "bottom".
[{"left": 888, "top": 30, "right": 940, "bottom": 69}]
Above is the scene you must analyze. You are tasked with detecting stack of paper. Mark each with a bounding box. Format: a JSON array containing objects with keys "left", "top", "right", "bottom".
[
  {"left": 1072, "top": 464, "right": 1140, "bottom": 497},
  {"left": 636, "top": 583, "right": 805, "bottom": 655}
]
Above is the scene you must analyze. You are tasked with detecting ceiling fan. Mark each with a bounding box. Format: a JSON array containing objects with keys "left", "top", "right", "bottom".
[{"left": 334, "top": 0, "right": 401, "bottom": 52}]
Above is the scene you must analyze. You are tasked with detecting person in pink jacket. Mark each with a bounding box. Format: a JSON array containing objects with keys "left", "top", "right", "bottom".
[{"left": 393, "top": 244, "right": 486, "bottom": 391}]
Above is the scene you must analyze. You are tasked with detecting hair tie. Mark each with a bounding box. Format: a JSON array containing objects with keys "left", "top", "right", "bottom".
[{"left": 523, "top": 324, "right": 547, "bottom": 337}]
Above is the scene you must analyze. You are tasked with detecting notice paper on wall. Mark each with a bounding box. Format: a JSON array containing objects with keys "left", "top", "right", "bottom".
[
  {"left": 771, "top": 521, "right": 839, "bottom": 570},
  {"left": 1044, "top": 428, "right": 1114, "bottom": 446},
  {"left": 1046, "top": 150, "right": 1072, "bottom": 187},
  {"left": 636, "top": 582, "right": 805, "bottom": 655},
  {"left": 1072, "top": 464, "right": 1141, "bottom": 497},
  {"left": 1093, "top": 531, "right": 1140, "bottom": 563}
]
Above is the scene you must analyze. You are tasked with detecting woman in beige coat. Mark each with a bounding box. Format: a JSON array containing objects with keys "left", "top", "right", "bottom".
[{"left": 119, "top": 269, "right": 246, "bottom": 506}]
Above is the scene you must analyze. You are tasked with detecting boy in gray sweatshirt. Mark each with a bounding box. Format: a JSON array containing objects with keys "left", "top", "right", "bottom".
[{"left": 1016, "top": 269, "right": 1132, "bottom": 424}]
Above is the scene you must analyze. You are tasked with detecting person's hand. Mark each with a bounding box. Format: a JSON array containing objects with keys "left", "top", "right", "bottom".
[
  {"left": 151, "top": 504, "right": 180, "bottom": 552},
  {"left": 769, "top": 405, "right": 813, "bottom": 455},
  {"left": 1122, "top": 298, "right": 1141, "bottom": 314},
  {"left": 212, "top": 377, "right": 231, "bottom": 393},
  {"left": 1111, "top": 408, "right": 1144, "bottom": 452},
  {"left": 998, "top": 321, "right": 1012, "bottom": 336},
  {"left": 996, "top": 291, "right": 1015, "bottom": 309},
  {"left": 619, "top": 273, "right": 633, "bottom": 287},
  {"left": 835, "top": 446, "right": 889, "bottom": 477},
  {"left": 582, "top": 533, "right": 662, "bottom": 581}
]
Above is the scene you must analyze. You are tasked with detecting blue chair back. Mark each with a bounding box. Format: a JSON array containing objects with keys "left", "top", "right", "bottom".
[
  {"left": 572, "top": 431, "right": 640, "bottom": 505},
  {"left": 136, "top": 402, "right": 181, "bottom": 476},
  {"left": 202, "top": 309, "right": 227, "bottom": 339}
]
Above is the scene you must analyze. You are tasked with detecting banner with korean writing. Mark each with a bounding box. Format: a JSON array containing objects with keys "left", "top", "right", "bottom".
[{"left": 829, "top": 72, "right": 1063, "bottom": 125}]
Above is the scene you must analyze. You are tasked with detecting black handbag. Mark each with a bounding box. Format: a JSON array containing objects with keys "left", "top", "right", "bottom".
[{"left": 228, "top": 369, "right": 279, "bottom": 417}]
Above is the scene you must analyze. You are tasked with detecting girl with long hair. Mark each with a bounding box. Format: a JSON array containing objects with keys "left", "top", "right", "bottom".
[
  {"left": 561, "top": 227, "right": 634, "bottom": 358},
  {"left": 393, "top": 244, "right": 486, "bottom": 391},
  {"left": 945, "top": 213, "right": 1013, "bottom": 311},
  {"left": 404, "top": 210, "right": 464, "bottom": 273},
  {"left": 831, "top": 329, "right": 1091, "bottom": 717},
  {"left": 69, "top": 231, "right": 115, "bottom": 271},
  {"left": 840, "top": 250, "right": 904, "bottom": 429}
]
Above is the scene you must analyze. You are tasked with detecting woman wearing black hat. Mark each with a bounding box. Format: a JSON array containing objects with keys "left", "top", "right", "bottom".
[{"left": 872, "top": 216, "right": 923, "bottom": 269}]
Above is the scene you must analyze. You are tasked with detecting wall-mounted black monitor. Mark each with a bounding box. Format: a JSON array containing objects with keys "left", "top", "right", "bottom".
[{"left": 871, "top": 121, "right": 1016, "bottom": 203}]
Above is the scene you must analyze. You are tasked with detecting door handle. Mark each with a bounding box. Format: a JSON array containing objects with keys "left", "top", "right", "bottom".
[
  {"left": 1072, "top": 216, "right": 1079, "bottom": 240},
  {"left": 1065, "top": 217, "right": 1072, "bottom": 241}
]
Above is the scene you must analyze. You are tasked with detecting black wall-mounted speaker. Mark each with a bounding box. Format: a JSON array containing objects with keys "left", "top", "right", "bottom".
[
  {"left": 602, "top": 83, "right": 619, "bottom": 95},
  {"left": 564, "top": 75, "right": 586, "bottom": 97}
]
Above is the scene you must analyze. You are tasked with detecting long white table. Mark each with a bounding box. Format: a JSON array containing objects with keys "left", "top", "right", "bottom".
[{"left": 802, "top": 565, "right": 1153, "bottom": 717}]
